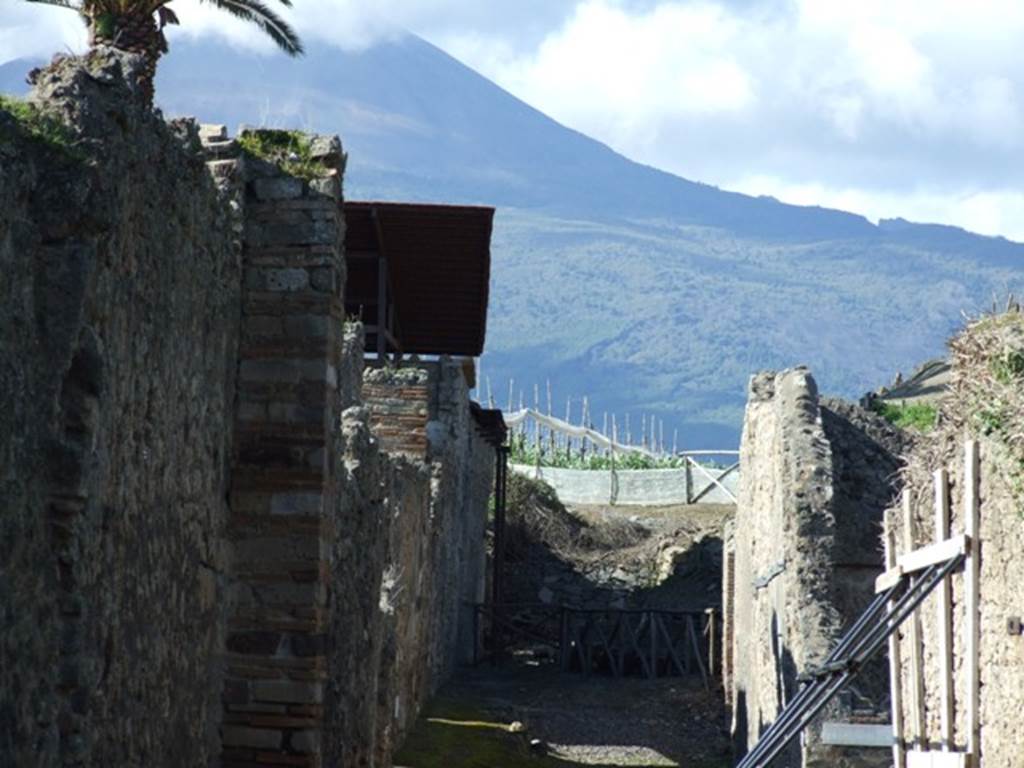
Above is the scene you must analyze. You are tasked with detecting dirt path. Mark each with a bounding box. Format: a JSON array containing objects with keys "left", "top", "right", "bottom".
[{"left": 394, "top": 663, "right": 732, "bottom": 768}]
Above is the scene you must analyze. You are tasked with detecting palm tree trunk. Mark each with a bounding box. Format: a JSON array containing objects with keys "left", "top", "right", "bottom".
[{"left": 88, "top": 12, "right": 167, "bottom": 106}]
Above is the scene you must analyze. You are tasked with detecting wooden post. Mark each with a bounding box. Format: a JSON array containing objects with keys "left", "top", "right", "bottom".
[
  {"left": 610, "top": 416, "right": 618, "bottom": 505},
  {"left": 547, "top": 380, "right": 555, "bottom": 457},
  {"left": 580, "top": 397, "right": 589, "bottom": 463},
  {"left": 964, "top": 440, "right": 980, "bottom": 765},
  {"left": 903, "top": 489, "right": 927, "bottom": 749},
  {"left": 564, "top": 396, "right": 572, "bottom": 461},
  {"left": 534, "top": 384, "right": 541, "bottom": 458},
  {"left": 706, "top": 607, "right": 717, "bottom": 680},
  {"left": 933, "top": 468, "right": 954, "bottom": 750},
  {"left": 885, "top": 512, "right": 906, "bottom": 768},
  {"left": 685, "top": 457, "right": 693, "bottom": 504}
]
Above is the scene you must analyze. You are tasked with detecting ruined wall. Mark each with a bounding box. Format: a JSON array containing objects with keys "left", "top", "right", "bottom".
[
  {"left": 0, "top": 51, "right": 240, "bottom": 767},
  {"left": 324, "top": 360, "right": 493, "bottom": 767},
  {"left": 891, "top": 313, "right": 1024, "bottom": 768},
  {"left": 2, "top": 50, "right": 495, "bottom": 768},
  {"left": 727, "top": 367, "right": 906, "bottom": 768}
]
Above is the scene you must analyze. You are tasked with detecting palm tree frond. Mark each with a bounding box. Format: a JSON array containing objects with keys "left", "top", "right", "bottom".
[
  {"left": 157, "top": 5, "right": 179, "bottom": 28},
  {"left": 203, "top": 0, "right": 303, "bottom": 55}
]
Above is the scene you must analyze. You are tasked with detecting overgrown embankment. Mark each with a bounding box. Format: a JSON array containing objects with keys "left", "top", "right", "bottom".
[
  {"left": 891, "top": 309, "right": 1024, "bottom": 768},
  {"left": 503, "top": 473, "right": 730, "bottom": 613}
]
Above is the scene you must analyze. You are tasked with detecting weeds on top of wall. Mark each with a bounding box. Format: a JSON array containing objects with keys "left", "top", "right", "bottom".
[
  {"left": 953, "top": 308, "right": 1024, "bottom": 509},
  {"left": 0, "top": 95, "right": 84, "bottom": 161},
  {"left": 897, "top": 307, "right": 1024, "bottom": 522},
  {"left": 870, "top": 400, "right": 938, "bottom": 433},
  {"left": 237, "top": 128, "right": 323, "bottom": 180}
]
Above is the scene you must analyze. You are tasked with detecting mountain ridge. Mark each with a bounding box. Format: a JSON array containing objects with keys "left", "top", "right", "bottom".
[{"left": 3, "top": 35, "right": 1021, "bottom": 446}]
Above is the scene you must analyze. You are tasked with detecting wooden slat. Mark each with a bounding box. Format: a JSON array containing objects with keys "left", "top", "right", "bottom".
[
  {"left": 896, "top": 534, "right": 969, "bottom": 574},
  {"left": 686, "top": 457, "right": 737, "bottom": 503},
  {"left": 903, "top": 490, "right": 927, "bottom": 750},
  {"left": 687, "top": 615, "right": 709, "bottom": 690},
  {"left": 933, "top": 469, "right": 954, "bottom": 750},
  {"left": 885, "top": 512, "right": 907, "bottom": 768},
  {"left": 820, "top": 722, "right": 893, "bottom": 747},
  {"left": 906, "top": 750, "right": 969, "bottom": 768},
  {"left": 876, "top": 564, "right": 904, "bottom": 593},
  {"left": 964, "top": 440, "right": 980, "bottom": 763}
]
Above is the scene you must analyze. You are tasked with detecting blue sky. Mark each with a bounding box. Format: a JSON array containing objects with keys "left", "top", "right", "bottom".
[{"left": 6, "top": 0, "right": 1024, "bottom": 240}]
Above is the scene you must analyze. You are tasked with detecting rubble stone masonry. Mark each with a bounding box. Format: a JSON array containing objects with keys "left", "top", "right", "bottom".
[{"left": 1, "top": 50, "right": 494, "bottom": 768}]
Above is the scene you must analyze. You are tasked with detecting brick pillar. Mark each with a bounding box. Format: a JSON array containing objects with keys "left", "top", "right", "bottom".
[{"left": 223, "top": 131, "right": 345, "bottom": 768}]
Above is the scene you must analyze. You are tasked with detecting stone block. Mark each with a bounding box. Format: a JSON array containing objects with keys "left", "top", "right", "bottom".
[
  {"left": 267, "top": 402, "right": 324, "bottom": 426},
  {"left": 222, "top": 725, "right": 282, "bottom": 750},
  {"left": 252, "top": 176, "right": 305, "bottom": 201},
  {"left": 252, "top": 680, "right": 324, "bottom": 705},
  {"left": 289, "top": 729, "right": 322, "bottom": 754},
  {"left": 246, "top": 268, "right": 309, "bottom": 292},
  {"left": 270, "top": 492, "right": 324, "bottom": 516},
  {"left": 284, "top": 315, "right": 329, "bottom": 338},
  {"left": 227, "top": 631, "right": 283, "bottom": 655},
  {"left": 199, "top": 123, "right": 227, "bottom": 141}
]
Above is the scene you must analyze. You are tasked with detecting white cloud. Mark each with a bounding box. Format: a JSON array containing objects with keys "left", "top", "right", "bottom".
[
  {"left": 4, "top": 0, "right": 1024, "bottom": 241},
  {"left": 448, "top": 1, "right": 754, "bottom": 149},
  {"left": 730, "top": 173, "right": 1024, "bottom": 241}
]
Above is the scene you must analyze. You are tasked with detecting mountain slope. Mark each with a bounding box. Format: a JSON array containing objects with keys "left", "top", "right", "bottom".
[{"left": 3, "top": 37, "right": 1021, "bottom": 446}]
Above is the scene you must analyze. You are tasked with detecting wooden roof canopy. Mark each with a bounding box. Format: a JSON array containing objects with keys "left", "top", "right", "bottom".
[{"left": 343, "top": 201, "right": 494, "bottom": 357}]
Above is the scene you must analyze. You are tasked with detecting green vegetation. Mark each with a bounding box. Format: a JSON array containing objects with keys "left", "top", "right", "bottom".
[
  {"left": 482, "top": 208, "right": 1021, "bottom": 448},
  {"left": 871, "top": 400, "right": 938, "bottom": 432},
  {"left": 237, "top": 129, "right": 323, "bottom": 180},
  {"left": 509, "top": 439, "right": 687, "bottom": 470},
  {"left": 0, "top": 95, "right": 82, "bottom": 158},
  {"left": 947, "top": 309, "right": 1024, "bottom": 513},
  {"left": 991, "top": 348, "right": 1024, "bottom": 385}
]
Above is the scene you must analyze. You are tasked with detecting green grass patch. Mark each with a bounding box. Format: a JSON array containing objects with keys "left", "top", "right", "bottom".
[
  {"left": 509, "top": 441, "right": 686, "bottom": 470},
  {"left": 991, "top": 349, "right": 1024, "bottom": 385},
  {"left": 871, "top": 400, "right": 938, "bottom": 432},
  {"left": 237, "top": 128, "right": 322, "bottom": 180},
  {"left": 0, "top": 95, "right": 82, "bottom": 158}
]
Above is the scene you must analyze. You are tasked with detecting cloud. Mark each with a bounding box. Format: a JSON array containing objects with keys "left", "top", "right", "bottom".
[
  {"left": 442, "top": 0, "right": 1024, "bottom": 239},
  {"left": 4, "top": 0, "right": 1024, "bottom": 240}
]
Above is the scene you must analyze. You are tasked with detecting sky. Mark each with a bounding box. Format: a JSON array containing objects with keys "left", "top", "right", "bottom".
[{"left": 5, "top": 0, "right": 1024, "bottom": 240}]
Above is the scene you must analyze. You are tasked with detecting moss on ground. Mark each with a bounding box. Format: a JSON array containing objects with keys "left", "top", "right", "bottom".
[{"left": 394, "top": 694, "right": 730, "bottom": 768}]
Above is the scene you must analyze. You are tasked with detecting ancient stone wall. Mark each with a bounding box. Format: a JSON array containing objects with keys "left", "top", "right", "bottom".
[
  {"left": 2, "top": 50, "right": 495, "bottom": 768},
  {"left": 726, "top": 367, "right": 906, "bottom": 768},
  {"left": 328, "top": 359, "right": 493, "bottom": 766},
  {"left": 889, "top": 313, "right": 1024, "bottom": 768},
  {"left": 0, "top": 51, "right": 240, "bottom": 767},
  {"left": 219, "top": 123, "right": 347, "bottom": 765}
]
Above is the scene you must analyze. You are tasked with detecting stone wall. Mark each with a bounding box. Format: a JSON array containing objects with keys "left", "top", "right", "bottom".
[
  {"left": 889, "top": 314, "right": 1024, "bottom": 768},
  {"left": 0, "top": 51, "right": 240, "bottom": 767},
  {"left": 330, "top": 359, "right": 493, "bottom": 766},
  {"left": 726, "top": 367, "right": 907, "bottom": 768},
  {"left": 1, "top": 50, "right": 496, "bottom": 768},
  {"left": 219, "top": 122, "right": 347, "bottom": 765}
]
